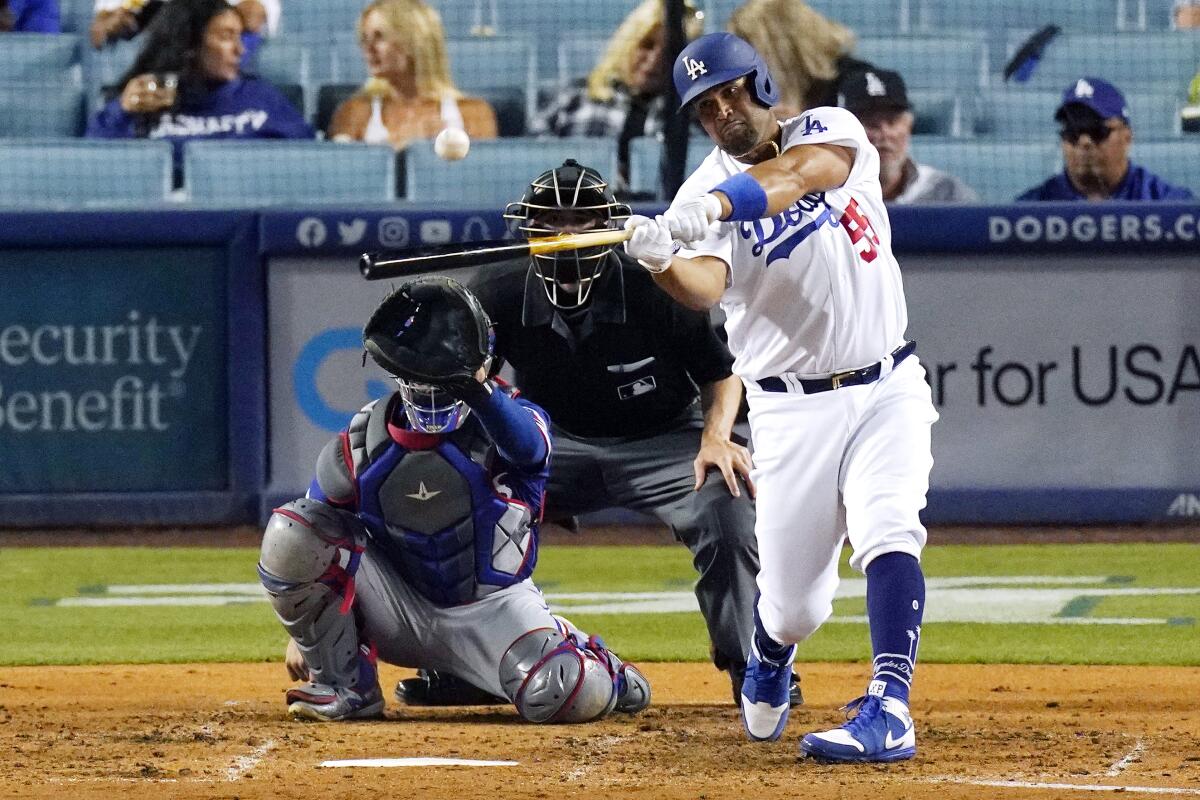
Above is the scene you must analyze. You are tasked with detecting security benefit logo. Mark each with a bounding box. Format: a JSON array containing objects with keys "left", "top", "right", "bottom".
[{"left": 0, "top": 310, "right": 204, "bottom": 435}]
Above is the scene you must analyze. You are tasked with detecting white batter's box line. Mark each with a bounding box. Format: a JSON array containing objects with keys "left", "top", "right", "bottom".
[
  {"left": 319, "top": 758, "right": 518, "bottom": 768},
  {"left": 927, "top": 777, "right": 1200, "bottom": 796}
]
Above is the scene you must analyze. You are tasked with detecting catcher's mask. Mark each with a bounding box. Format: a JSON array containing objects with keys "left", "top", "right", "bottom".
[
  {"left": 504, "top": 159, "right": 631, "bottom": 310},
  {"left": 362, "top": 276, "right": 494, "bottom": 434}
]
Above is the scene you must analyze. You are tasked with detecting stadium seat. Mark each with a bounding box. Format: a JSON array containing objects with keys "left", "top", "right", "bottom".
[
  {"left": 856, "top": 35, "right": 990, "bottom": 92},
  {"left": 1133, "top": 0, "right": 1186, "bottom": 30},
  {"left": 704, "top": 0, "right": 912, "bottom": 36},
  {"left": 626, "top": 136, "right": 715, "bottom": 199},
  {"left": 0, "top": 139, "right": 172, "bottom": 207},
  {"left": 909, "top": 138, "right": 1061, "bottom": 202},
  {"left": 84, "top": 38, "right": 139, "bottom": 111},
  {"left": 315, "top": 83, "right": 359, "bottom": 137},
  {"left": 246, "top": 41, "right": 312, "bottom": 92},
  {"left": 557, "top": 36, "right": 608, "bottom": 92},
  {"left": 405, "top": 137, "right": 618, "bottom": 204},
  {"left": 975, "top": 88, "right": 1182, "bottom": 139},
  {"left": 913, "top": 0, "right": 1126, "bottom": 33},
  {"left": 279, "top": 0, "right": 365, "bottom": 34},
  {"left": 1002, "top": 31, "right": 1200, "bottom": 90},
  {"left": 58, "top": 0, "right": 95, "bottom": 33},
  {"left": 1, "top": 33, "right": 82, "bottom": 84},
  {"left": 314, "top": 82, "right": 526, "bottom": 138},
  {"left": 908, "top": 91, "right": 965, "bottom": 137},
  {"left": 0, "top": 83, "right": 86, "bottom": 137},
  {"left": 1130, "top": 141, "right": 1200, "bottom": 196},
  {"left": 183, "top": 141, "right": 396, "bottom": 204}
]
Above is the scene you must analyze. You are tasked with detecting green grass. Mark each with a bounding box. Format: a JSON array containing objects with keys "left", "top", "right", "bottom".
[{"left": 1, "top": 543, "right": 1197, "bottom": 666}]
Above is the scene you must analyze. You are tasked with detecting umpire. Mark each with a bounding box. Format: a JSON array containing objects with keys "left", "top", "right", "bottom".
[{"left": 398, "top": 159, "right": 801, "bottom": 707}]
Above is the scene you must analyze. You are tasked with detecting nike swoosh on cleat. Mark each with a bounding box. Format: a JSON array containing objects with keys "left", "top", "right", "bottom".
[{"left": 885, "top": 725, "right": 914, "bottom": 749}]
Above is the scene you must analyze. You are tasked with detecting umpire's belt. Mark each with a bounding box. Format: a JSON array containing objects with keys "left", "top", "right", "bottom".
[{"left": 756, "top": 341, "right": 916, "bottom": 394}]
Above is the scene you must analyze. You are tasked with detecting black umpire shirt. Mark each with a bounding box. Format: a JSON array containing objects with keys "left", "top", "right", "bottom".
[{"left": 471, "top": 252, "right": 735, "bottom": 439}]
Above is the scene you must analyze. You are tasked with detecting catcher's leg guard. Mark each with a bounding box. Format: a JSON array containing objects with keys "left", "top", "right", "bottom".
[
  {"left": 498, "top": 628, "right": 651, "bottom": 723},
  {"left": 258, "top": 499, "right": 370, "bottom": 692}
]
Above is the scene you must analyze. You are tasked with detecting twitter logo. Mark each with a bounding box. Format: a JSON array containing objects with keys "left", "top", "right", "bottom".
[{"left": 338, "top": 218, "right": 367, "bottom": 245}]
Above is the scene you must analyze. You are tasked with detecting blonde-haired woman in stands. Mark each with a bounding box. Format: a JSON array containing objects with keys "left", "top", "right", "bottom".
[
  {"left": 530, "top": 0, "right": 704, "bottom": 193},
  {"left": 328, "top": 0, "right": 497, "bottom": 149},
  {"left": 728, "top": 0, "right": 870, "bottom": 117}
]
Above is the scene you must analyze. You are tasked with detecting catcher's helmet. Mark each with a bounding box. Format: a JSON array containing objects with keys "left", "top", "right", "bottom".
[
  {"left": 503, "top": 159, "right": 631, "bottom": 310},
  {"left": 673, "top": 32, "right": 778, "bottom": 110},
  {"left": 362, "top": 276, "right": 494, "bottom": 433}
]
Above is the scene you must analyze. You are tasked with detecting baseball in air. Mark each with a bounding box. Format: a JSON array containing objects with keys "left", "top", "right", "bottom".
[{"left": 434, "top": 127, "right": 470, "bottom": 161}]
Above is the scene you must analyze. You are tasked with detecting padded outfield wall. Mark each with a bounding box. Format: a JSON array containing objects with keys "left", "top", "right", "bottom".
[{"left": 1, "top": 203, "right": 1199, "bottom": 526}]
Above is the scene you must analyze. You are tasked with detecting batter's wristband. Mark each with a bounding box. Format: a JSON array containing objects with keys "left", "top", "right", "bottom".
[{"left": 711, "top": 173, "right": 768, "bottom": 221}]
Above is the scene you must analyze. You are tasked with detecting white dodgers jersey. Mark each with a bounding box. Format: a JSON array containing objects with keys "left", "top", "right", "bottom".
[{"left": 674, "top": 107, "right": 909, "bottom": 382}]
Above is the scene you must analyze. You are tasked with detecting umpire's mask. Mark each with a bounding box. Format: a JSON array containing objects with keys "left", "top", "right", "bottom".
[
  {"left": 504, "top": 159, "right": 631, "bottom": 310},
  {"left": 362, "top": 277, "right": 494, "bottom": 434}
]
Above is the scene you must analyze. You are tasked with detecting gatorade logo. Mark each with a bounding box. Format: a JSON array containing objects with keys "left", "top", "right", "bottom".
[{"left": 683, "top": 56, "right": 707, "bottom": 80}]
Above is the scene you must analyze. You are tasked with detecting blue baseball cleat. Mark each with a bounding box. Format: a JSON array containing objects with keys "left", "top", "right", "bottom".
[
  {"left": 800, "top": 683, "right": 916, "bottom": 763},
  {"left": 739, "top": 638, "right": 796, "bottom": 742}
]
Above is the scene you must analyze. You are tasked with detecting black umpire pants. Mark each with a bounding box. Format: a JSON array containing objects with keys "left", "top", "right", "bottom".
[{"left": 544, "top": 406, "right": 759, "bottom": 670}]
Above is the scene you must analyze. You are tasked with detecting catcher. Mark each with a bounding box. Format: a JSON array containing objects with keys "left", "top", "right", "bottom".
[{"left": 258, "top": 276, "right": 651, "bottom": 723}]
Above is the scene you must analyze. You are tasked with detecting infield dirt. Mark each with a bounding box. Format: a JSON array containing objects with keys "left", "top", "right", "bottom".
[{"left": 3, "top": 662, "right": 1198, "bottom": 799}]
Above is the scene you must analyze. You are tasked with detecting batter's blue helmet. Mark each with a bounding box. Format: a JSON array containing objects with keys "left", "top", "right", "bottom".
[{"left": 673, "top": 32, "right": 779, "bottom": 109}]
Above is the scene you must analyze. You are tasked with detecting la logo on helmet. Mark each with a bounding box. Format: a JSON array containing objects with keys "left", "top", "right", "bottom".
[{"left": 683, "top": 56, "right": 707, "bottom": 80}]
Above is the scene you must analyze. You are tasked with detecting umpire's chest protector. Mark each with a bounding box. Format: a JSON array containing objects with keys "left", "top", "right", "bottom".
[{"left": 354, "top": 428, "right": 539, "bottom": 607}]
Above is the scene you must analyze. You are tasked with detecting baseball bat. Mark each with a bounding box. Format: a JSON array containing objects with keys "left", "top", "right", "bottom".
[{"left": 359, "top": 228, "right": 634, "bottom": 280}]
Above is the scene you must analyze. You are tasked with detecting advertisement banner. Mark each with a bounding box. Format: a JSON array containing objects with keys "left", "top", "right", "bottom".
[
  {"left": 0, "top": 247, "right": 228, "bottom": 492},
  {"left": 268, "top": 251, "right": 1200, "bottom": 522}
]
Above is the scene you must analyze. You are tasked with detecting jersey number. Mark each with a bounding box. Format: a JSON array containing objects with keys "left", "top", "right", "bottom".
[{"left": 839, "top": 198, "right": 880, "bottom": 263}]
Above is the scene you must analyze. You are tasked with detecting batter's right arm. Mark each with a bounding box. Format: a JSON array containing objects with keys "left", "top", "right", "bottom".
[{"left": 623, "top": 215, "right": 728, "bottom": 310}]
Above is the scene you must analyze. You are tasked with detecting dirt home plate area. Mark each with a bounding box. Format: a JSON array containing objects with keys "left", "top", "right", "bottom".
[{"left": 2, "top": 662, "right": 1198, "bottom": 799}]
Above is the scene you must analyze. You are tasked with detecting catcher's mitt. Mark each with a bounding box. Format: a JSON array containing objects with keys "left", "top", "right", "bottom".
[{"left": 362, "top": 276, "right": 494, "bottom": 386}]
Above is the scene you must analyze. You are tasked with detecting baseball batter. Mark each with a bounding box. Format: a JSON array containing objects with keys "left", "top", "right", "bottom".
[
  {"left": 258, "top": 277, "right": 650, "bottom": 724},
  {"left": 623, "top": 33, "right": 937, "bottom": 762}
]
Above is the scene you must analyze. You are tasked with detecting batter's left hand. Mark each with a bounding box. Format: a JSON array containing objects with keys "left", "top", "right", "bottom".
[
  {"left": 693, "top": 434, "right": 756, "bottom": 499},
  {"left": 664, "top": 193, "right": 723, "bottom": 243}
]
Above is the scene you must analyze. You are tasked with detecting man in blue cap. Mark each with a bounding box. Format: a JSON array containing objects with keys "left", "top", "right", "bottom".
[{"left": 1017, "top": 77, "right": 1194, "bottom": 201}]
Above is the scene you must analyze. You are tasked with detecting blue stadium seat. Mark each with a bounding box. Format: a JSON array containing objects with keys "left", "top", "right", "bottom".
[
  {"left": 557, "top": 36, "right": 609, "bottom": 92},
  {"left": 704, "top": 0, "right": 912, "bottom": 36},
  {"left": 279, "top": 0, "right": 365, "bottom": 33},
  {"left": 246, "top": 41, "right": 312, "bottom": 92},
  {"left": 856, "top": 35, "right": 989, "bottom": 91},
  {"left": 405, "top": 137, "right": 618, "bottom": 203},
  {"left": 0, "top": 33, "right": 82, "bottom": 84},
  {"left": 975, "top": 88, "right": 1182, "bottom": 139},
  {"left": 908, "top": 90, "right": 965, "bottom": 137},
  {"left": 914, "top": 0, "right": 1126, "bottom": 33},
  {"left": 1130, "top": 141, "right": 1200, "bottom": 196},
  {"left": 1002, "top": 31, "right": 1200, "bottom": 90},
  {"left": 909, "top": 138, "right": 1061, "bottom": 202},
  {"left": 1134, "top": 0, "right": 1186, "bottom": 30},
  {"left": 0, "top": 140, "right": 172, "bottom": 207},
  {"left": 183, "top": 141, "right": 396, "bottom": 204},
  {"left": 58, "top": 0, "right": 95, "bottom": 33},
  {"left": 0, "top": 84, "right": 86, "bottom": 137},
  {"left": 84, "top": 39, "right": 139, "bottom": 111},
  {"left": 627, "top": 136, "right": 714, "bottom": 199}
]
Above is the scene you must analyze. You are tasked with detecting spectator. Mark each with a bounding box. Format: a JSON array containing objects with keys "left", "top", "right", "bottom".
[
  {"left": 327, "top": 0, "right": 497, "bottom": 149},
  {"left": 837, "top": 67, "right": 979, "bottom": 204},
  {"left": 1017, "top": 77, "right": 1194, "bottom": 202},
  {"left": 86, "top": 0, "right": 312, "bottom": 177},
  {"left": 3, "top": 0, "right": 60, "bottom": 31},
  {"left": 728, "top": 0, "right": 870, "bottom": 117},
  {"left": 90, "top": 0, "right": 278, "bottom": 62},
  {"left": 1174, "top": 0, "right": 1200, "bottom": 28},
  {"left": 530, "top": 0, "right": 704, "bottom": 192}
]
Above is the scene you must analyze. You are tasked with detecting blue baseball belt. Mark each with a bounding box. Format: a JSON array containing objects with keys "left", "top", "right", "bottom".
[{"left": 756, "top": 340, "right": 917, "bottom": 394}]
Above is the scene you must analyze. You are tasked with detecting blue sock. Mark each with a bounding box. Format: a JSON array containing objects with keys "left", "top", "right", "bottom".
[
  {"left": 752, "top": 598, "right": 793, "bottom": 665},
  {"left": 865, "top": 552, "right": 925, "bottom": 705}
]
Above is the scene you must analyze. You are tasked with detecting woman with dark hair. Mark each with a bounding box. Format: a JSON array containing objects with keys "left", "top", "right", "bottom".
[{"left": 86, "top": 0, "right": 311, "bottom": 170}]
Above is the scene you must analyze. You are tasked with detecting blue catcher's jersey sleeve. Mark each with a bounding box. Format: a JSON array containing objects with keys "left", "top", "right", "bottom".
[{"left": 487, "top": 397, "right": 552, "bottom": 516}]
